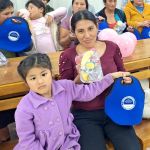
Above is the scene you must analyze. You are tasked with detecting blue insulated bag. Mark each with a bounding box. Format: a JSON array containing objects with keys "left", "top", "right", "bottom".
[
  {"left": 0, "top": 16, "right": 32, "bottom": 52},
  {"left": 105, "top": 76, "right": 145, "bottom": 125}
]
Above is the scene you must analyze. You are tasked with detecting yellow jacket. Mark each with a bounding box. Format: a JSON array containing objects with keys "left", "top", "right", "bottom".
[{"left": 124, "top": 1, "right": 150, "bottom": 32}]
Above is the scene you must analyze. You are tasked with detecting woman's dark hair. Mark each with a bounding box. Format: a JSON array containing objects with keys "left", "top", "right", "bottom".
[
  {"left": 103, "top": 0, "right": 106, "bottom": 3},
  {"left": 71, "top": 10, "right": 97, "bottom": 32},
  {"left": 72, "top": 0, "right": 89, "bottom": 9},
  {"left": 0, "top": 0, "right": 13, "bottom": 12},
  {"left": 26, "top": 0, "right": 46, "bottom": 16},
  {"left": 17, "top": 53, "right": 52, "bottom": 81}
]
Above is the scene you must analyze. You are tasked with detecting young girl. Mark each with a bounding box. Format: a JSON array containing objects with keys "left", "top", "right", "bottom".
[
  {"left": 24, "top": 0, "right": 66, "bottom": 54},
  {"left": 14, "top": 53, "right": 129, "bottom": 150}
]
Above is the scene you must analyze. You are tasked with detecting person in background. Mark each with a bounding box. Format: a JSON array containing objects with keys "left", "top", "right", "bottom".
[
  {"left": 14, "top": 53, "right": 126, "bottom": 150},
  {"left": 59, "top": 10, "right": 141, "bottom": 150},
  {"left": 0, "top": 0, "right": 16, "bottom": 58},
  {"left": 42, "top": 0, "right": 54, "bottom": 13},
  {"left": 124, "top": 0, "right": 150, "bottom": 39},
  {"left": 96, "top": 0, "right": 133, "bottom": 34},
  {"left": 0, "top": 0, "right": 16, "bottom": 144},
  {"left": 59, "top": 0, "right": 89, "bottom": 49},
  {"left": 25, "top": 0, "right": 66, "bottom": 53}
]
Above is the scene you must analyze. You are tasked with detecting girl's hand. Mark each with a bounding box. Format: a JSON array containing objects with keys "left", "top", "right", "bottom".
[
  {"left": 45, "top": 15, "right": 53, "bottom": 26},
  {"left": 111, "top": 72, "right": 132, "bottom": 84}
]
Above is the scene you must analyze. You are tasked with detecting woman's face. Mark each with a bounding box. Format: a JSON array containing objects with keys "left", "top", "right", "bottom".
[
  {"left": 105, "top": 0, "right": 117, "bottom": 11},
  {"left": 75, "top": 19, "right": 98, "bottom": 48},
  {"left": 133, "top": 0, "right": 144, "bottom": 6},
  {"left": 72, "top": 0, "right": 87, "bottom": 14},
  {"left": 0, "top": 6, "right": 14, "bottom": 24}
]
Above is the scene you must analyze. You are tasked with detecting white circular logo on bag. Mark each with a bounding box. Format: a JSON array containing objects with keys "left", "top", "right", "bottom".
[
  {"left": 8, "top": 31, "right": 20, "bottom": 41},
  {"left": 121, "top": 96, "right": 136, "bottom": 110}
]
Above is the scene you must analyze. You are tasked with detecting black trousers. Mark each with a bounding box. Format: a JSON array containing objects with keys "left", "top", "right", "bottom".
[
  {"left": 0, "top": 109, "right": 15, "bottom": 128},
  {"left": 72, "top": 109, "right": 141, "bottom": 150}
]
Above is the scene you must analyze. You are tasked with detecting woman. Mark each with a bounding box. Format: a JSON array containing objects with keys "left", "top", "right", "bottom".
[
  {"left": 59, "top": 0, "right": 88, "bottom": 48},
  {"left": 124, "top": 0, "right": 150, "bottom": 39},
  {"left": 96, "top": 0, "right": 133, "bottom": 34},
  {"left": 0, "top": 0, "right": 16, "bottom": 143},
  {"left": 0, "top": 0, "right": 16, "bottom": 58},
  {"left": 59, "top": 10, "right": 141, "bottom": 150}
]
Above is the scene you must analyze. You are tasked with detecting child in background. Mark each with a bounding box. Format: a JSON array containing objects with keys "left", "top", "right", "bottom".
[
  {"left": 25, "top": 0, "right": 66, "bottom": 54},
  {"left": 14, "top": 53, "right": 130, "bottom": 150},
  {"left": 42, "top": 0, "right": 54, "bottom": 13}
]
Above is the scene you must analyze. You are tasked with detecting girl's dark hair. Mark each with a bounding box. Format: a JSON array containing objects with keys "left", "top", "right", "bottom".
[
  {"left": 26, "top": 0, "right": 46, "bottom": 16},
  {"left": 72, "top": 0, "right": 89, "bottom": 9},
  {"left": 0, "top": 0, "right": 13, "bottom": 12},
  {"left": 103, "top": 0, "right": 106, "bottom": 3},
  {"left": 71, "top": 10, "right": 97, "bottom": 32},
  {"left": 17, "top": 53, "right": 52, "bottom": 81}
]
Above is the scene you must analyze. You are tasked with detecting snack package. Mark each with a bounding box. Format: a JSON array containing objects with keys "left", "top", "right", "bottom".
[{"left": 78, "top": 49, "right": 103, "bottom": 83}]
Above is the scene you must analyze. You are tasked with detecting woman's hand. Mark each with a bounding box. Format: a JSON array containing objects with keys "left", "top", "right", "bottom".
[
  {"left": 97, "top": 16, "right": 105, "bottom": 22},
  {"left": 69, "top": 32, "right": 76, "bottom": 41},
  {"left": 127, "top": 26, "right": 134, "bottom": 32}
]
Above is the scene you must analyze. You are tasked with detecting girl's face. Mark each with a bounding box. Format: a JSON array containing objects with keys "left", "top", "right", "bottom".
[
  {"left": 133, "top": 0, "right": 144, "bottom": 6},
  {"left": 27, "top": 3, "right": 43, "bottom": 20},
  {"left": 75, "top": 19, "right": 98, "bottom": 49},
  {"left": 0, "top": 6, "right": 14, "bottom": 25},
  {"left": 26, "top": 67, "right": 52, "bottom": 98},
  {"left": 105, "top": 0, "right": 117, "bottom": 11},
  {"left": 72, "top": 0, "right": 87, "bottom": 14}
]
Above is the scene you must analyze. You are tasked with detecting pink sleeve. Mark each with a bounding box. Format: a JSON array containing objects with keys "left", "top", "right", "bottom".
[{"left": 47, "top": 7, "right": 67, "bottom": 22}]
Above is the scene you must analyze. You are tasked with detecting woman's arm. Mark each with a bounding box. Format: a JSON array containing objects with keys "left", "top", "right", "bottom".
[
  {"left": 59, "top": 51, "right": 75, "bottom": 80},
  {"left": 59, "top": 27, "right": 72, "bottom": 48}
]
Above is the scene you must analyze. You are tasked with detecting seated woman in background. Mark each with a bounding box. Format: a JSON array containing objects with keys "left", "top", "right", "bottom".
[
  {"left": 0, "top": 0, "right": 16, "bottom": 58},
  {"left": 0, "top": 0, "right": 16, "bottom": 144},
  {"left": 124, "top": 0, "right": 150, "bottom": 39},
  {"left": 59, "top": 10, "right": 141, "bottom": 150},
  {"left": 59, "top": 0, "right": 89, "bottom": 49},
  {"left": 96, "top": 0, "right": 134, "bottom": 34}
]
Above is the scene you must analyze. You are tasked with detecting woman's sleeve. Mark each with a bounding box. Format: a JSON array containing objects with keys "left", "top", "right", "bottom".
[
  {"left": 14, "top": 108, "right": 44, "bottom": 150},
  {"left": 124, "top": 7, "right": 139, "bottom": 28},
  {"left": 59, "top": 51, "right": 75, "bottom": 80},
  {"left": 114, "top": 45, "right": 125, "bottom": 71}
]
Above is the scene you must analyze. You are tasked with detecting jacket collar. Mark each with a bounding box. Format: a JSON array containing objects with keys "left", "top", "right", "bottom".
[{"left": 29, "top": 80, "right": 65, "bottom": 108}]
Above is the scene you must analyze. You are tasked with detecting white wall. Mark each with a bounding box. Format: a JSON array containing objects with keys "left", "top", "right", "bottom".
[
  {"left": 11, "top": 0, "right": 150, "bottom": 13},
  {"left": 11, "top": 0, "right": 123, "bottom": 13}
]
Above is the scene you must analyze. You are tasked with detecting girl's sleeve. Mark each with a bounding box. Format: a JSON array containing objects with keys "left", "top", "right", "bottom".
[
  {"left": 68, "top": 74, "right": 114, "bottom": 101},
  {"left": 14, "top": 108, "right": 44, "bottom": 150},
  {"left": 59, "top": 51, "right": 75, "bottom": 80},
  {"left": 114, "top": 45, "right": 125, "bottom": 71},
  {"left": 47, "top": 7, "right": 67, "bottom": 22}
]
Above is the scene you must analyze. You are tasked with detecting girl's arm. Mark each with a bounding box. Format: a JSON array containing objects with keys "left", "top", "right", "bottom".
[
  {"left": 14, "top": 108, "right": 44, "bottom": 150},
  {"left": 69, "top": 72, "right": 130, "bottom": 102},
  {"left": 68, "top": 74, "right": 114, "bottom": 102},
  {"left": 46, "top": 7, "right": 67, "bottom": 23}
]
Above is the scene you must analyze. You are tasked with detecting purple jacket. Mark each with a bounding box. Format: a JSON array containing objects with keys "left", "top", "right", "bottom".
[{"left": 14, "top": 76, "right": 113, "bottom": 150}]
